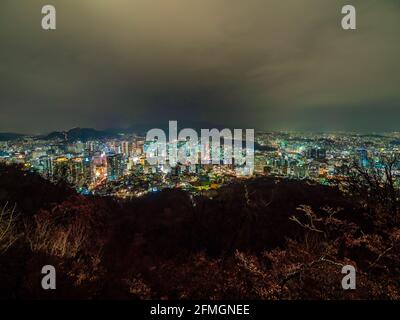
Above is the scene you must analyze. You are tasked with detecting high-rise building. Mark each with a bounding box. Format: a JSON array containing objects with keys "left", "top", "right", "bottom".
[
  {"left": 121, "top": 141, "right": 131, "bottom": 157},
  {"left": 69, "top": 157, "right": 85, "bottom": 186},
  {"left": 68, "top": 157, "right": 91, "bottom": 187},
  {"left": 107, "top": 154, "right": 124, "bottom": 181},
  {"left": 53, "top": 157, "right": 69, "bottom": 182},
  {"left": 307, "top": 148, "right": 326, "bottom": 160},
  {"left": 40, "top": 155, "right": 53, "bottom": 179},
  {"left": 357, "top": 149, "right": 369, "bottom": 167}
]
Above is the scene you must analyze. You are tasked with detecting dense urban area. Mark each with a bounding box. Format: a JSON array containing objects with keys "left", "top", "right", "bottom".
[
  {"left": 1, "top": 130, "right": 400, "bottom": 198},
  {"left": 1, "top": 129, "right": 400, "bottom": 300}
]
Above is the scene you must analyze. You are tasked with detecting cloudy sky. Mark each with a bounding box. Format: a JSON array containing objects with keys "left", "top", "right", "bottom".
[{"left": 0, "top": 0, "right": 399, "bottom": 133}]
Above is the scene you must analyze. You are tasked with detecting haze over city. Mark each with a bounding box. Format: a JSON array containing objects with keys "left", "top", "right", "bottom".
[{"left": 1, "top": 0, "right": 400, "bottom": 134}]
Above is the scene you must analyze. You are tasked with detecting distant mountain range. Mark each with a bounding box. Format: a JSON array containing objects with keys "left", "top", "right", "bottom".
[
  {"left": 0, "top": 128, "right": 118, "bottom": 142},
  {"left": 40, "top": 128, "right": 119, "bottom": 142},
  {"left": 0, "top": 122, "right": 233, "bottom": 143},
  {"left": 0, "top": 132, "right": 26, "bottom": 141},
  {"left": 0, "top": 127, "right": 275, "bottom": 152}
]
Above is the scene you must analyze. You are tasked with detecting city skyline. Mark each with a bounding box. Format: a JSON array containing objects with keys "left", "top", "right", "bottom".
[
  {"left": 2, "top": 0, "right": 400, "bottom": 304},
  {"left": 2, "top": 128, "right": 399, "bottom": 199},
  {"left": 4, "top": 125, "right": 400, "bottom": 137}
]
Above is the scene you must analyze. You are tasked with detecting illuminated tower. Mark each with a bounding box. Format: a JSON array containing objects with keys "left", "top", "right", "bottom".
[
  {"left": 107, "top": 154, "right": 123, "bottom": 181},
  {"left": 357, "top": 149, "right": 369, "bottom": 167},
  {"left": 121, "top": 141, "right": 131, "bottom": 157}
]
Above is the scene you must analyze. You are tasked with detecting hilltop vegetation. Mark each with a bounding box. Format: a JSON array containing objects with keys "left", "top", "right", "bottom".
[{"left": 0, "top": 164, "right": 399, "bottom": 299}]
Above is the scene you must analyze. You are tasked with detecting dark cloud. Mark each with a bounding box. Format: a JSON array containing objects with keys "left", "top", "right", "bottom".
[{"left": 0, "top": 0, "right": 399, "bottom": 133}]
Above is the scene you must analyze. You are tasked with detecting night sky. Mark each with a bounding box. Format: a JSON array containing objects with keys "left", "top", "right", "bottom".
[{"left": 1, "top": 0, "right": 399, "bottom": 134}]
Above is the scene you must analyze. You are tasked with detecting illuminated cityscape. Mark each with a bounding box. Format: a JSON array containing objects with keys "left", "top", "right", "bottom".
[
  {"left": 1, "top": 130, "right": 400, "bottom": 199},
  {"left": 2, "top": 0, "right": 400, "bottom": 304}
]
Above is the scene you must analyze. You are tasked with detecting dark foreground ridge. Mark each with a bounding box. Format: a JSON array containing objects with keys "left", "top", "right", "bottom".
[{"left": 0, "top": 164, "right": 399, "bottom": 299}]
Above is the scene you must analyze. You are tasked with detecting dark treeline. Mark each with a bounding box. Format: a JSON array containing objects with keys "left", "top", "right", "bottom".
[{"left": 0, "top": 164, "right": 399, "bottom": 299}]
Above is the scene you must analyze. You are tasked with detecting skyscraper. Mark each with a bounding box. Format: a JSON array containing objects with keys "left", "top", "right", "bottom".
[
  {"left": 357, "top": 149, "right": 369, "bottom": 167},
  {"left": 107, "top": 154, "right": 124, "bottom": 181},
  {"left": 121, "top": 141, "right": 131, "bottom": 157}
]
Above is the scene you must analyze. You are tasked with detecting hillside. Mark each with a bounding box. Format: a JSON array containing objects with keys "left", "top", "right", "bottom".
[{"left": 0, "top": 164, "right": 399, "bottom": 299}]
